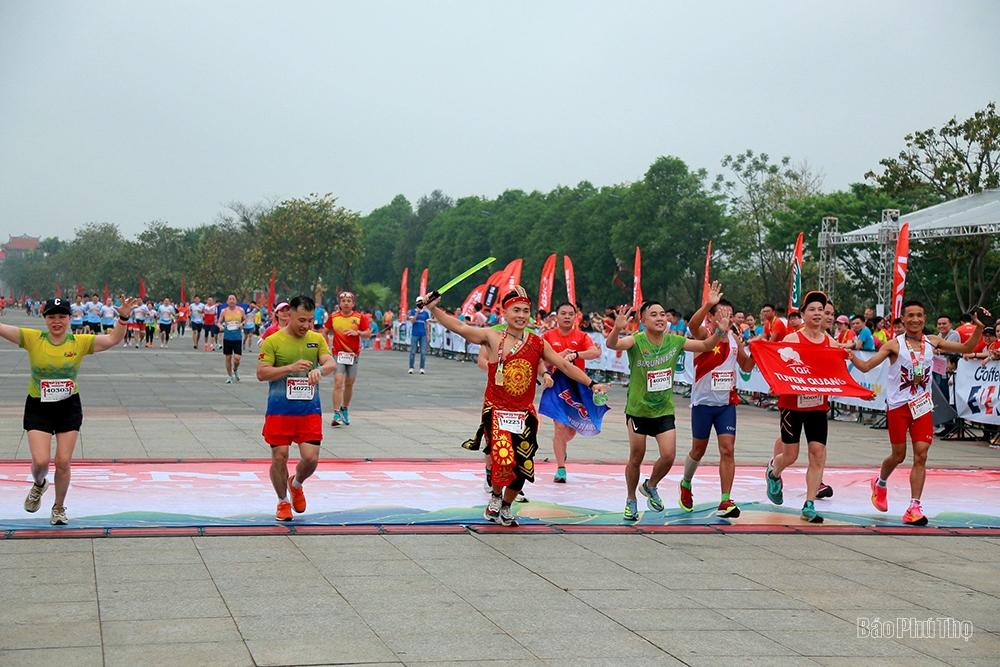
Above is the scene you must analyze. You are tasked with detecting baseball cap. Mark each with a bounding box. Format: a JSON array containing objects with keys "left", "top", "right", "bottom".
[
  {"left": 984, "top": 326, "right": 996, "bottom": 336},
  {"left": 836, "top": 315, "right": 850, "bottom": 324},
  {"left": 42, "top": 298, "right": 71, "bottom": 316}
]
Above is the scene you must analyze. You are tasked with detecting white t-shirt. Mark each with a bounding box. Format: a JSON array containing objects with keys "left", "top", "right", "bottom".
[{"left": 190, "top": 302, "right": 205, "bottom": 323}]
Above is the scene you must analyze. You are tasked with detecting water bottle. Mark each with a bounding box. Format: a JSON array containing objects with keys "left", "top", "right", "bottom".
[{"left": 593, "top": 391, "right": 608, "bottom": 406}]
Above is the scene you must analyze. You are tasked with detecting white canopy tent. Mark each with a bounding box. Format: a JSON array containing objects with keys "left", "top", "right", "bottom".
[{"left": 817, "top": 189, "right": 1000, "bottom": 312}]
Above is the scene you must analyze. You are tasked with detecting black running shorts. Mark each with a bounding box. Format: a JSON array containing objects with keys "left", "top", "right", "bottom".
[{"left": 779, "top": 408, "right": 829, "bottom": 446}]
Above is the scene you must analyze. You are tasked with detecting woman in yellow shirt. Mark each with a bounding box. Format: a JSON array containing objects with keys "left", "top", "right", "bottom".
[{"left": 0, "top": 296, "right": 139, "bottom": 525}]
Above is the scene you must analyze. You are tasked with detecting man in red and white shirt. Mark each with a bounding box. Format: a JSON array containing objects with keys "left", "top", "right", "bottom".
[
  {"left": 541, "top": 302, "right": 601, "bottom": 483},
  {"left": 323, "top": 291, "right": 371, "bottom": 426}
]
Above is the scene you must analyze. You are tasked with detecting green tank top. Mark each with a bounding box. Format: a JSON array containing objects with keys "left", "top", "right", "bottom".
[{"left": 625, "top": 332, "right": 686, "bottom": 417}]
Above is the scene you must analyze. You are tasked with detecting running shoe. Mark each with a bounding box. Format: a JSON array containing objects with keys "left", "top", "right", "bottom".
[
  {"left": 341, "top": 407, "right": 350, "bottom": 425},
  {"left": 330, "top": 411, "right": 341, "bottom": 426},
  {"left": 553, "top": 468, "right": 567, "bottom": 483},
  {"left": 23, "top": 479, "right": 48, "bottom": 513},
  {"left": 717, "top": 499, "right": 741, "bottom": 518},
  {"left": 765, "top": 464, "right": 784, "bottom": 505},
  {"left": 408, "top": 368, "right": 414, "bottom": 374},
  {"left": 903, "top": 501, "right": 928, "bottom": 526},
  {"left": 484, "top": 494, "right": 502, "bottom": 523},
  {"left": 275, "top": 500, "right": 293, "bottom": 521},
  {"left": 193, "top": 344, "right": 197, "bottom": 349},
  {"left": 420, "top": 369, "right": 425, "bottom": 375},
  {"left": 639, "top": 480, "right": 664, "bottom": 512},
  {"left": 204, "top": 344, "right": 209, "bottom": 350},
  {"left": 679, "top": 480, "right": 694, "bottom": 512},
  {"left": 225, "top": 375, "right": 233, "bottom": 384},
  {"left": 800, "top": 500, "right": 823, "bottom": 523},
  {"left": 288, "top": 477, "right": 306, "bottom": 513},
  {"left": 623, "top": 499, "right": 639, "bottom": 521},
  {"left": 233, "top": 370, "right": 240, "bottom": 382},
  {"left": 499, "top": 504, "right": 518, "bottom": 527},
  {"left": 49, "top": 504, "right": 68, "bottom": 526},
  {"left": 870, "top": 477, "right": 888, "bottom": 512},
  {"left": 515, "top": 491, "right": 528, "bottom": 503},
  {"left": 483, "top": 467, "right": 492, "bottom": 493},
  {"left": 816, "top": 483, "right": 834, "bottom": 499}
]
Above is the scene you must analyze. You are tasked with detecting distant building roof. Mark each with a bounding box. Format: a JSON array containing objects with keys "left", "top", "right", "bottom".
[{"left": 2, "top": 235, "right": 41, "bottom": 251}]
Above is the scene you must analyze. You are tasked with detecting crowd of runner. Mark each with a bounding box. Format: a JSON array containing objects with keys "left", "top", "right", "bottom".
[{"left": 2, "top": 283, "right": 998, "bottom": 529}]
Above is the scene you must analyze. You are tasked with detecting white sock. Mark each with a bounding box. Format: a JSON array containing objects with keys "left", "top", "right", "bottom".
[
  {"left": 683, "top": 455, "right": 700, "bottom": 483},
  {"left": 291, "top": 476, "right": 302, "bottom": 488}
]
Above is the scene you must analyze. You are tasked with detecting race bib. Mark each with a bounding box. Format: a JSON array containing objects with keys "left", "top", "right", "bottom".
[
  {"left": 711, "top": 370, "right": 735, "bottom": 392},
  {"left": 337, "top": 351, "right": 356, "bottom": 365},
  {"left": 796, "top": 394, "right": 824, "bottom": 409},
  {"left": 40, "top": 379, "right": 75, "bottom": 403},
  {"left": 646, "top": 369, "right": 673, "bottom": 393},
  {"left": 285, "top": 378, "right": 315, "bottom": 401},
  {"left": 908, "top": 393, "right": 932, "bottom": 419},
  {"left": 225, "top": 320, "right": 240, "bottom": 331},
  {"left": 496, "top": 410, "right": 526, "bottom": 433}
]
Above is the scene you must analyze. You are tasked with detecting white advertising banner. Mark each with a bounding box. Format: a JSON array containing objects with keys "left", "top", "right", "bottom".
[{"left": 955, "top": 358, "right": 1000, "bottom": 425}]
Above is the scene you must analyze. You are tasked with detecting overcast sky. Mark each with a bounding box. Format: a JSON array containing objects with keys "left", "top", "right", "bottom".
[{"left": 1, "top": 1, "right": 998, "bottom": 240}]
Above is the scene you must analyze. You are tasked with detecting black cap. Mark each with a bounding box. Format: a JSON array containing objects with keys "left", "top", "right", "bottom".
[
  {"left": 42, "top": 298, "right": 71, "bottom": 316},
  {"left": 984, "top": 326, "right": 996, "bottom": 336}
]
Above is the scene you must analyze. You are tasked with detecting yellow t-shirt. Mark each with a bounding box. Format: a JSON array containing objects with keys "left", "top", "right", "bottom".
[{"left": 19, "top": 328, "right": 95, "bottom": 398}]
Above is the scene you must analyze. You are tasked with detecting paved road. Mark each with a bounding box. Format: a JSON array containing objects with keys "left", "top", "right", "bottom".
[{"left": 1, "top": 310, "right": 998, "bottom": 666}]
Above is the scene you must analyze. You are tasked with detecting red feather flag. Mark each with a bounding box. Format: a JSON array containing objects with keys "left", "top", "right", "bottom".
[
  {"left": 701, "top": 241, "right": 712, "bottom": 305},
  {"left": 419, "top": 269, "right": 429, "bottom": 298},
  {"left": 563, "top": 255, "right": 576, "bottom": 306},
  {"left": 400, "top": 268, "right": 409, "bottom": 315},
  {"left": 267, "top": 268, "right": 275, "bottom": 310},
  {"left": 538, "top": 254, "right": 557, "bottom": 313},
  {"left": 891, "top": 223, "right": 910, "bottom": 320},
  {"left": 632, "top": 247, "right": 643, "bottom": 311},
  {"left": 461, "top": 283, "right": 488, "bottom": 318},
  {"left": 139, "top": 278, "right": 146, "bottom": 300},
  {"left": 103, "top": 282, "right": 109, "bottom": 302},
  {"left": 180, "top": 275, "right": 186, "bottom": 302}
]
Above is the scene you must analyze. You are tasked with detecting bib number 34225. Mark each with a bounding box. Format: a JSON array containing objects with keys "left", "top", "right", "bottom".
[{"left": 646, "top": 369, "right": 673, "bottom": 393}]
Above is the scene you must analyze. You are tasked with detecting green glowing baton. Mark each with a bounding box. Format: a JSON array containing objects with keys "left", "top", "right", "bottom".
[{"left": 424, "top": 257, "right": 496, "bottom": 303}]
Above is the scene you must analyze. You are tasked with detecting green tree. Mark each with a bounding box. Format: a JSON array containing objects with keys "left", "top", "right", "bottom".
[
  {"left": 358, "top": 195, "right": 414, "bottom": 285},
  {"left": 612, "top": 156, "right": 727, "bottom": 312},
  {"left": 252, "top": 193, "right": 363, "bottom": 296},
  {"left": 353, "top": 282, "right": 391, "bottom": 311},
  {"left": 395, "top": 190, "right": 453, "bottom": 278},
  {"left": 865, "top": 103, "right": 1000, "bottom": 312}
]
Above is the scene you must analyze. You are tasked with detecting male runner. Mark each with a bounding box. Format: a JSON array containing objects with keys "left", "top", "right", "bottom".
[
  {"left": 203, "top": 297, "right": 218, "bottom": 350},
  {"left": 220, "top": 295, "right": 246, "bottom": 382},
  {"left": 765, "top": 291, "right": 840, "bottom": 523},
  {"left": 99, "top": 298, "right": 117, "bottom": 333},
  {"left": 324, "top": 291, "right": 371, "bottom": 426},
  {"left": 408, "top": 297, "right": 431, "bottom": 374},
  {"left": 680, "top": 283, "right": 756, "bottom": 517},
  {"left": 541, "top": 301, "right": 601, "bottom": 482},
  {"left": 849, "top": 301, "right": 985, "bottom": 525},
  {"left": 606, "top": 301, "right": 728, "bottom": 521},
  {"left": 85, "top": 294, "right": 102, "bottom": 333},
  {"left": 70, "top": 296, "right": 85, "bottom": 333},
  {"left": 1, "top": 296, "right": 140, "bottom": 524},
  {"left": 157, "top": 297, "right": 177, "bottom": 348},
  {"left": 427, "top": 286, "right": 606, "bottom": 527},
  {"left": 190, "top": 295, "right": 205, "bottom": 349},
  {"left": 256, "top": 295, "right": 335, "bottom": 521}
]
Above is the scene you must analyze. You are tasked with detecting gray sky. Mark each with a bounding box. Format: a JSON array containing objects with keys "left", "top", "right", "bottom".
[{"left": 2, "top": 1, "right": 998, "bottom": 240}]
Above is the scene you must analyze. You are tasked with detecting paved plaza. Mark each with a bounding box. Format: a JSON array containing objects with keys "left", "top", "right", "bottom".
[{"left": 0, "top": 310, "right": 998, "bottom": 666}]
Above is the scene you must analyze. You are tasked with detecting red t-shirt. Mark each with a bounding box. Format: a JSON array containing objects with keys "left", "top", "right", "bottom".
[
  {"left": 324, "top": 310, "right": 371, "bottom": 354},
  {"left": 203, "top": 308, "right": 216, "bottom": 326},
  {"left": 765, "top": 318, "right": 788, "bottom": 341},
  {"left": 542, "top": 327, "right": 596, "bottom": 372},
  {"left": 956, "top": 323, "right": 976, "bottom": 343}
]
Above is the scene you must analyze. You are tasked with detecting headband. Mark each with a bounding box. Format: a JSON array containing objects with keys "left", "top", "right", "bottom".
[{"left": 502, "top": 285, "right": 531, "bottom": 309}]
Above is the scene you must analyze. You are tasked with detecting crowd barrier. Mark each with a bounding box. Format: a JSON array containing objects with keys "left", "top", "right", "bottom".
[{"left": 389, "top": 323, "right": 1000, "bottom": 427}]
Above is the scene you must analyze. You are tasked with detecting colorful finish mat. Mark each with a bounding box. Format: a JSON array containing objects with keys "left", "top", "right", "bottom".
[{"left": 2, "top": 459, "right": 999, "bottom": 532}]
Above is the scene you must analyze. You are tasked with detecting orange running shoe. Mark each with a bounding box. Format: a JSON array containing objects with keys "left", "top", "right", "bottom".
[
  {"left": 902, "top": 501, "right": 928, "bottom": 526},
  {"left": 870, "top": 477, "right": 888, "bottom": 512},
  {"left": 275, "top": 500, "right": 293, "bottom": 521},
  {"left": 288, "top": 477, "right": 306, "bottom": 513}
]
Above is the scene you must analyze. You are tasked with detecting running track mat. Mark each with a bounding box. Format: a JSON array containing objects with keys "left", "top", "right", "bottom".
[{"left": 2, "top": 459, "right": 999, "bottom": 537}]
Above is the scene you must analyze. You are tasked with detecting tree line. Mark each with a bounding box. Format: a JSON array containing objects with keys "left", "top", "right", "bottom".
[{"left": 3, "top": 103, "right": 997, "bottom": 318}]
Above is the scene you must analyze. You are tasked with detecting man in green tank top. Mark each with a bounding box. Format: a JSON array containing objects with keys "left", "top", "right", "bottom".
[{"left": 607, "top": 300, "right": 729, "bottom": 521}]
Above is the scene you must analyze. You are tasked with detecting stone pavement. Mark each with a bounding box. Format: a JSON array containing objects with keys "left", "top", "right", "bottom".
[{"left": 0, "top": 310, "right": 998, "bottom": 666}]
